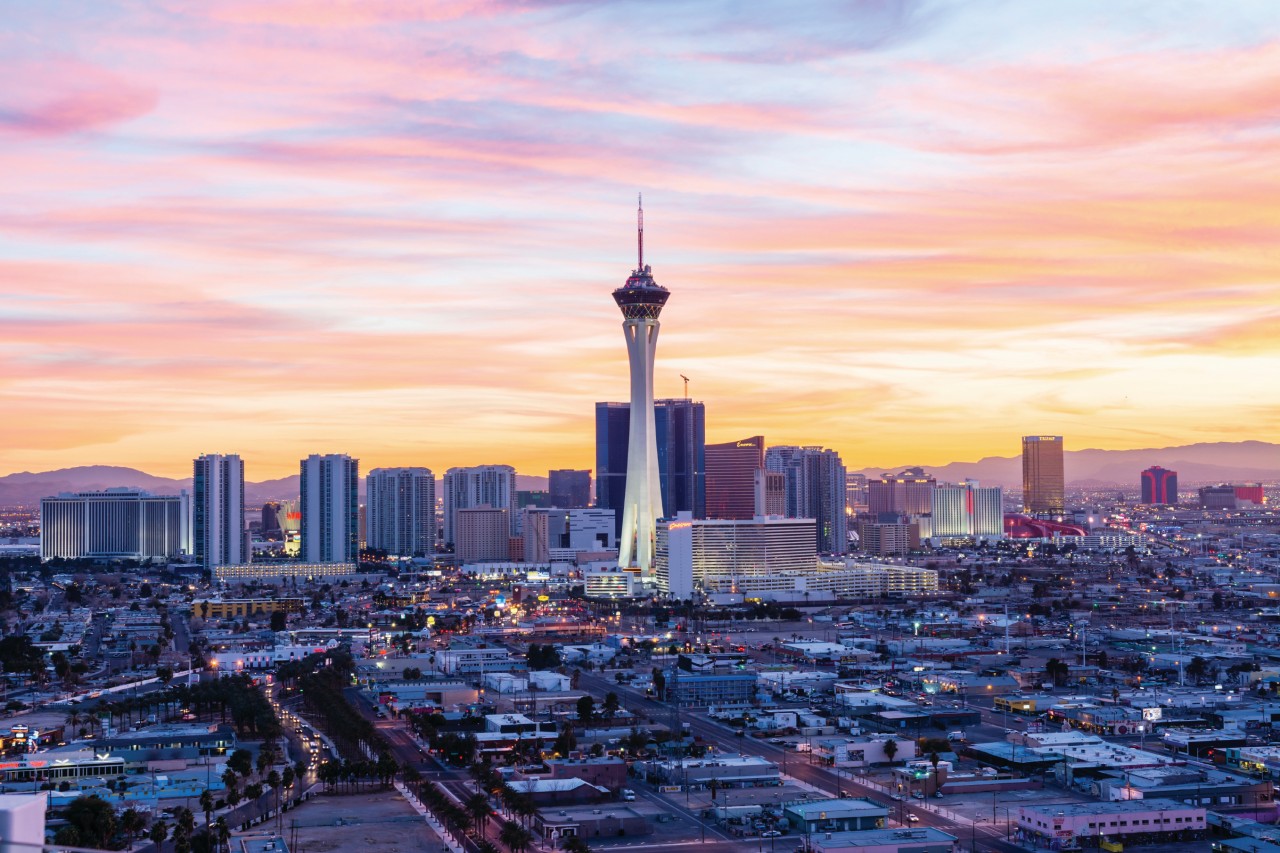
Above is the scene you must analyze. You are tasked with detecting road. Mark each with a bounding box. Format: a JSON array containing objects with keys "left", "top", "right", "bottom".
[
  {"left": 576, "top": 671, "right": 1025, "bottom": 853},
  {"left": 344, "top": 687, "right": 495, "bottom": 853}
]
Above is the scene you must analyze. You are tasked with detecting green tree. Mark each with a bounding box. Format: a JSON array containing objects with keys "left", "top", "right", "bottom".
[
  {"left": 227, "top": 748, "right": 253, "bottom": 779},
  {"left": 883, "top": 739, "right": 899, "bottom": 763},
  {"left": 563, "top": 836, "right": 592, "bottom": 853},
  {"left": 120, "top": 806, "right": 147, "bottom": 841},
  {"left": 150, "top": 820, "right": 169, "bottom": 844},
  {"left": 553, "top": 723, "right": 577, "bottom": 756},
  {"left": 270, "top": 609, "right": 288, "bottom": 631},
  {"left": 576, "top": 695, "right": 596, "bottom": 724},
  {"left": 602, "top": 692, "right": 620, "bottom": 718},
  {"left": 65, "top": 795, "right": 117, "bottom": 849},
  {"left": 1187, "top": 656, "right": 1209, "bottom": 684},
  {"left": 53, "top": 826, "right": 82, "bottom": 848}
]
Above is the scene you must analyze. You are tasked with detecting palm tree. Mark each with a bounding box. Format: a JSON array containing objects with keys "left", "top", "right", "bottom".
[
  {"left": 215, "top": 816, "right": 231, "bottom": 853},
  {"left": 883, "top": 739, "right": 899, "bottom": 763},
  {"left": 500, "top": 820, "right": 533, "bottom": 853},
  {"left": 198, "top": 789, "right": 215, "bottom": 835},
  {"left": 268, "top": 769, "right": 282, "bottom": 831},
  {"left": 467, "top": 791, "right": 492, "bottom": 835}
]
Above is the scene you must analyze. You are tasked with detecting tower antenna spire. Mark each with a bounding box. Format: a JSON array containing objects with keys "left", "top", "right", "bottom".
[{"left": 637, "top": 192, "right": 644, "bottom": 269}]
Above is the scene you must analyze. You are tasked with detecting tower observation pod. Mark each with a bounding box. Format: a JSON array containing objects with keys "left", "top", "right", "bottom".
[{"left": 613, "top": 197, "right": 669, "bottom": 576}]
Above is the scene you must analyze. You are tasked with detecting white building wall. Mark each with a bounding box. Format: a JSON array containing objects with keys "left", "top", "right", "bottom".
[
  {"left": 194, "top": 453, "right": 245, "bottom": 567},
  {"left": 41, "top": 491, "right": 185, "bottom": 561},
  {"left": 367, "top": 467, "right": 436, "bottom": 557},
  {"left": 300, "top": 454, "right": 359, "bottom": 563}
]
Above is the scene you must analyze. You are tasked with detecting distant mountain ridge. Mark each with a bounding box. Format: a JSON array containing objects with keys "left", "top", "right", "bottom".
[
  {"left": 853, "top": 440, "right": 1280, "bottom": 488},
  {"left": 1, "top": 441, "right": 1274, "bottom": 506},
  {"left": 0, "top": 466, "right": 550, "bottom": 507}
]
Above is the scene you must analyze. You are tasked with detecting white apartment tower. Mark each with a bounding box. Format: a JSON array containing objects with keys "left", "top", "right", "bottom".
[
  {"left": 366, "top": 467, "right": 436, "bottom": 557},
  {"left": 442, "top": 464, "right": 516, "bottom": 547},
  {"left": 300, "top": 454, "right": 359, "bottom": 563},
  {"left": 613, "top": 198, "right": 669, "bottom": 576},
  {"left": 193, "top": 453, "right": 245, "bottom": 568},
  {"left": 764, "top": 445, "right": 848, "bottom": 554}
]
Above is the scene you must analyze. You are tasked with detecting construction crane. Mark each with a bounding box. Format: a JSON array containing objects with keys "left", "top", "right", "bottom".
[{"left": 680, "top": 374, "right": 690, "bottom": 399}]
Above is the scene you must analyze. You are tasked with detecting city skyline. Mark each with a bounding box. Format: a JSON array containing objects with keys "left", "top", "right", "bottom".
[{"left": 5, "top": 3, "right": 1280, "bottom": 479}]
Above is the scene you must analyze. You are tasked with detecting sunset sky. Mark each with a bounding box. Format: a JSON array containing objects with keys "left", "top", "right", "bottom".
[{"left": 3, "top": 1, "right": 1279, "bottom": 480}]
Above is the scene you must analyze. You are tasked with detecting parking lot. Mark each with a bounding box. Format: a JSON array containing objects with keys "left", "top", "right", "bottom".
[{"left": 273, "top": 790, "right": 447, "bottom": 853}]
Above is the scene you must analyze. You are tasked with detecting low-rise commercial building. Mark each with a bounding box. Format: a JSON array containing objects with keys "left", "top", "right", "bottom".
[
  {"left": 1016, "top": 799, "right": 1206, "bottom": 847},
  {"left": 192, "top": 598, "right": 306, "bottom": 619},
  {"left": 213, "top": 562, "right": 360, "bottom": 586},
  {"left": 435, "top": 646, "right": 520, "bottom": 676},
  {"left": 784, "top": 798, "right": 888, "bottom": 834},
  {"left": 639, "top": 755, "right": 780, "bottom": 788},
  {"left": 666, "top": 672, "right": 758, "bottom": 707}
]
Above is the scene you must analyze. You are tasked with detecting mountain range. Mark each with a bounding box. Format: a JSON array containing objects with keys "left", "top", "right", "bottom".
[
  {"left": 853, "top": 440, "right": 1280, "bottom": 488},
  {"left": 0, "top": 466, "right": 548, "bottom": 508},
  {"left": 0, "top": 441, "right": 1275, "bottom": 507}
]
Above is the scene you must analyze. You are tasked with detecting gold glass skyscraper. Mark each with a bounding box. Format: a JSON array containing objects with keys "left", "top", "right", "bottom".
[{"left": 1022, "top": 435, "right": 1064, "bottom": 515}]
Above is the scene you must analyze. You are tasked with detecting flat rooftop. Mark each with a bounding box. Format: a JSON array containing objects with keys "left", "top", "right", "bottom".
[
  {"left": 786, "top": 798, "right": 888, "bottom": 817},
  {"left": 812, "top": 827, "right": 958, "bottom": 849},
  {"left": 1021, "top": 798, "right": 1198, "bottom": 817}
]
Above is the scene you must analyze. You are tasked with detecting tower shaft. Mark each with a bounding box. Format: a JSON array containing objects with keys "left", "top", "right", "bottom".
[{"left": 618, "top": 317, "right": 665, "bottom": 573}]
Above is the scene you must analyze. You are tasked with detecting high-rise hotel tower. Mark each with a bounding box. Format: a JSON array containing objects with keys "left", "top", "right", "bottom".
[
  {"left": 193, "top": 453, "right": 245, "bottom": 568},
  {"left": 300, "top": 454, "right": 359, "bottom": 563},
  {"left": 1022, "top": 435, "right": 1065, "bottom": 515},
  {"left": 613, "top": 199, "right": 669, "bottom": 575}
]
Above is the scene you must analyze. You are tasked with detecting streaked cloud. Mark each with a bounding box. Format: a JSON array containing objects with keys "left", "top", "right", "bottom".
[{"left": 2, "top": 1, "right": 1278, "bottom": 478}]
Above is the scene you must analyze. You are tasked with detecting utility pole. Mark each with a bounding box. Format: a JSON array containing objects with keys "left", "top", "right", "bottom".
[{"left": 1080, "top": 623, "right": 1086, "bottom": 669}]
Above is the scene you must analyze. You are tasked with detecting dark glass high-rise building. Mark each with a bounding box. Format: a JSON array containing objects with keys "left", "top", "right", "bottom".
[
  {"left": 705, "top": 436, "right": 764, "bottom": 520},
  {"left": 1140, "top": 466, "right": 1178, "bottom": 506},
  {"left": 595, "top": 398, "right": 705, "bottom": 537},
  {"left": 548, "top": 469, "right": 592, "bottom": 508}
]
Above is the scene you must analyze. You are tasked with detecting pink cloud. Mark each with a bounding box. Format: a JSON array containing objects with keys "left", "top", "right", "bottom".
[
  {"left": 0, "top": 60, "right": 157, "bottom": 136},
  {"left": 881, "top": 39, "right": 1280, "bottom": 154}
]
